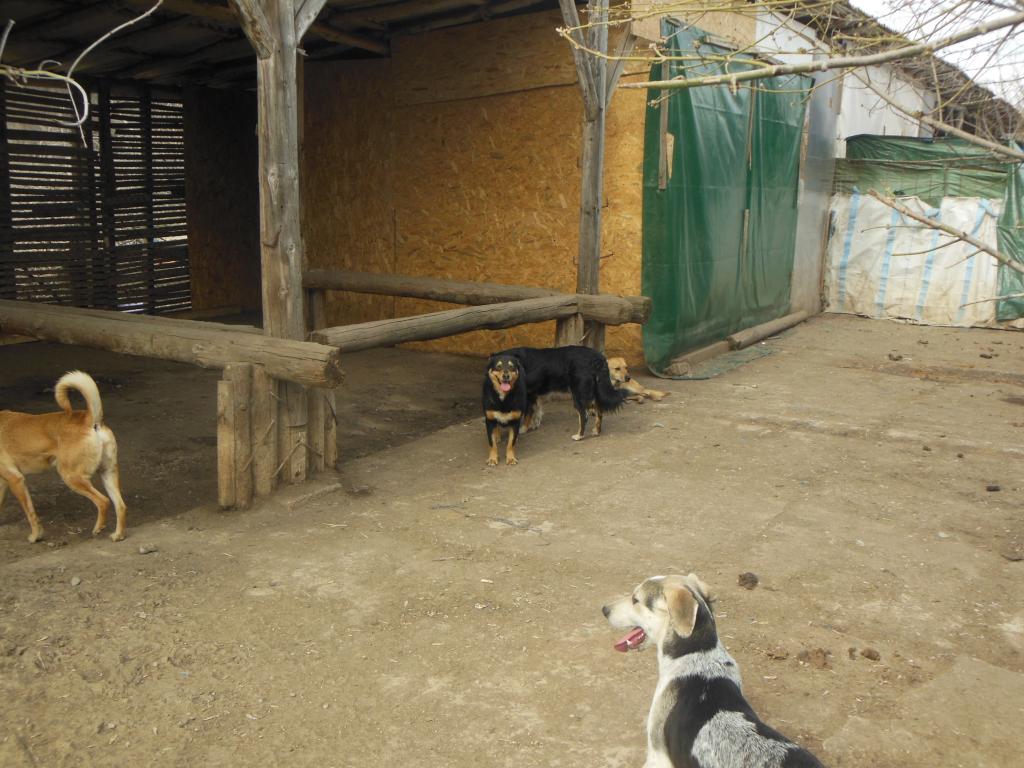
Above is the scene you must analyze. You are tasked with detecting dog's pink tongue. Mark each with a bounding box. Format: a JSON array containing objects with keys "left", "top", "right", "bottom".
[
  {"left": 614, "top": 627, "right": 646, "bottom": 652},
  {"left": 500, "top": 382, "right": 511, "bottom": 392}
]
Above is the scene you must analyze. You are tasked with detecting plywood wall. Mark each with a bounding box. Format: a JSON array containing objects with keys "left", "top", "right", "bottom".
[
  {"left": 303, "top": 10, "right": 652, "bottom": 363},
  {"left": 302, "top": 60, "right": 397, "bottom": 327},
  {"left": 183, "top": 87, "right": 260, "bottom": 313}
]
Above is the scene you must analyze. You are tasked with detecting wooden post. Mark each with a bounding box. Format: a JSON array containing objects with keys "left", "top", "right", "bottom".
[
  {"left": 251, "top": 365, "right": 279, "bottom": 496},
  {"left": 217, "top": 379, "right": 236, "bottom": 509},
  {"left": 225, "top": 364, "right": 254, "bottom": 508},
  {"left": 307, "top": 389, "right": 326, "bottom": 473},
  {"left": 556, "top": 0, "right": 620, "bottom": 351},
  {"left": 232, "top": 0, "right": 310, "bottom": 484},
  {"left": 323, "top": 387, "right": 338, "bottom": 470}
]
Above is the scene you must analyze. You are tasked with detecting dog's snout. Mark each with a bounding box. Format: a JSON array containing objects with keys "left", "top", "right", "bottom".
[
  {"left": 624, "top": 375, "right": 631, "bottom": 381},
  {"left": 602, "top": 604, "right": 611, "bottom": 618}
]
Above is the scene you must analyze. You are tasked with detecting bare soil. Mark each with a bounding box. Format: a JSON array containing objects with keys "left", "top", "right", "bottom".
[{"left": 2, "top": 315, "right": 1023, "bottom": 768}]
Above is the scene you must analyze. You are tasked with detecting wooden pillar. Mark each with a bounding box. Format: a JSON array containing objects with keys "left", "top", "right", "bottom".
[
  {"left": 233, "top": 0, "right": 309, "bottom": 484},
  {"left": 218, "top": 364, "right": 255, "bottom": 510},
  {"left": 556, "top": 0, "right": 609, "bottom": 350},
  {"left": 251, "top": 365, "right": 279, "bottom": 496}
]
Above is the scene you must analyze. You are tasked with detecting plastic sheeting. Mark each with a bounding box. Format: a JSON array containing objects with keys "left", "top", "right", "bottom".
[
  {"left": 828, "top": 135, "right": 1024, "bottom": 325},
  {"left": 996, "top": 161, "right": 1024, "bottom": 320},
  {"left": 826, "top": 193, "right": 1006, "bottom": 326},
  {"left": 641, "top": 22, "right": 811, "bottom": 374}
]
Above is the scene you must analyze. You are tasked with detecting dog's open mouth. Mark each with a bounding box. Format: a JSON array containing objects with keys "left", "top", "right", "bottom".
[
  {"left": 613, "top": 627, "right": 646, "bottom": 652},
  {"left": 499, "top": 381, "right": 511, "bottom": 392}
]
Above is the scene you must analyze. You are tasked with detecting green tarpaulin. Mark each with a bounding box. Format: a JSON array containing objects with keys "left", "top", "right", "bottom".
[
  {"left": 641, "top": 22, "right": 812, "bottom": 374},
  {"left": 835, "top": 134, "right": 1024, "bottom": 321}
]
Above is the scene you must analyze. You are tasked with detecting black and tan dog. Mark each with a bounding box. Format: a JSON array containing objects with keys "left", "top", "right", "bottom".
[
  {"left": 500, "top": 345, "right": 626, "bottom": 440},
  {"left": 482, "top": 353, "right": 527, "bottom": 466}
]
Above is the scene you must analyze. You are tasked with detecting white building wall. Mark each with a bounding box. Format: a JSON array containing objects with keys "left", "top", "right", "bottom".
[{"left": 836, "top": 65, "right": 933, "bottom": 157}]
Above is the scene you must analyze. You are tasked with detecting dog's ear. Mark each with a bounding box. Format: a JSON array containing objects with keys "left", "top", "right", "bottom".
[
  {"left": 665, "top": 585, "right": 700, "bottom": 638},
  {"left": 684, "top": 573, "right": 712, "bottom": 602}
]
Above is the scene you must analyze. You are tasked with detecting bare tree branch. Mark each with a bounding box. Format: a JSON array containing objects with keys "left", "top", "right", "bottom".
[
  {"left": 618, "top": 9, "right": 1024, "bottom": 91},
  {"left": 866, "top": 189, "right": 1024, "bottom": 275}
]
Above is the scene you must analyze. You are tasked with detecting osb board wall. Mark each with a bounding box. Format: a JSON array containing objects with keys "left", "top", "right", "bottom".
[
  {"left": 631, "top": 2, "right": 758, "bottom": 46},
  {"left": 183, "top": 87, "right": 260, "bottom": 312},
  {"left": 302, "top": 59, "right": 397, "bottom": 327},
  {"left": 391, "top": 10, "right": 578, "bottom": 106},
  {"left": 302, "top": 11, "right": 650, "bottom": 363}
]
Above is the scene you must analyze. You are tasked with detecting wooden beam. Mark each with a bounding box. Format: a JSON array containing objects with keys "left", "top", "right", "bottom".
[
  {"left": 305, "top": 19, "right": 388, "bottom": 54},
  {"left": 302, "top": 269, "right": 650, "bottom": 324},
  {"left": 557, "top": 0, "right": 598, "bottom": 119},
  {"left": 228, "top": 0, "right": 276, "bottom": 59},
  {"left": 124, "top": 0, "right": 386, "bottom": 55},
  {"left": 295, "top": 0, "right": 330, "bottom": 39},
  {"left": 330, "top": 0, "right": 484, "bottom": 29},
  {"left": 0, "top": 300, "right": 344, "bottom": 388},
  {"left": 312, "top": 296, "right": 581, "bottom": 351}
]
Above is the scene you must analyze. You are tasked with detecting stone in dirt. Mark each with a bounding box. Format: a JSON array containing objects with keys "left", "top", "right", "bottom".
[
  {"left": 139, "top": 544, "right": 159, "bottom": 555},
  {"left": 737, "top": 571, "right": 759, "bottom": 589},
  {"left": 70, "top": 576, "right": 82, "bottom": 587},
  {"left": 860, "top": 647, "right": 881, "bottom": 661}
]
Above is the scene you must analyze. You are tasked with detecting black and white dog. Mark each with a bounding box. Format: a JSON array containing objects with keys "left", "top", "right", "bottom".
[{"left": 603, "top": 575, "right": 825, "bottom": 768}]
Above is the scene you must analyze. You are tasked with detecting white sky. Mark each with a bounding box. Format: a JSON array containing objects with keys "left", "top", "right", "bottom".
[{"left": 849, "top": 0, "right": 1024, "bottom": 105}]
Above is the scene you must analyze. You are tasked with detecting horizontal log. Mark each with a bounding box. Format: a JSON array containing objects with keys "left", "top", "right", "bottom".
[
  {"left": 726, "top": 311, "right": 809, "bottom": 350},
  {"left": 312, "top": 296, "right": 579, "bottom": 351},
  {"left": 0, "top": 300, "right": 342, "bottom": 388},
  {"left": 302, "top": 269, "right": 650, "bottom": 325}
]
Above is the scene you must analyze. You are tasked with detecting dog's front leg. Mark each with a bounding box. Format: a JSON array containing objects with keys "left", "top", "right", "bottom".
[
  {"left": 505, "top": 421, "right": 520, "bottom": 465},
  {"left": 485, "top": 420, "right": 500, "bottom": 466}
]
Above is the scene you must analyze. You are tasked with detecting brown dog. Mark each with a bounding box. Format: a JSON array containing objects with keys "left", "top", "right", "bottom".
[
  {"left": 606, "top": 357, "right": 669, "bottom": 403},
  {"left": 0, "top": 371, "right": 127, "bottom": 543}
]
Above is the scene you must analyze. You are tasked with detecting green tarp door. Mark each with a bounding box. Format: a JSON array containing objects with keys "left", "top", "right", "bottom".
[{"left": 641, "top": 24, "right": 812, "bottom": 374}]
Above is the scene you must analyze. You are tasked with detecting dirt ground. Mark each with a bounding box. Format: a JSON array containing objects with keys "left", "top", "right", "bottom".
[{"left": 1, "top": 314, "right": 1022, "bottom": 767}]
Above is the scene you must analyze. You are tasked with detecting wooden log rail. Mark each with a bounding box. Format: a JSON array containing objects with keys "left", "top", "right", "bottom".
[
  {"left": 303, "top": 269, "right": 651, "bottom": 326},
  {"left": 313, "top": 295, "right": 580, "bottom": 350},
  {"left": 0, "top": 299, "right": 343, "bottom": 388},
  {"left": 0, "top": 300, "right": 342, "bottom": 512}
]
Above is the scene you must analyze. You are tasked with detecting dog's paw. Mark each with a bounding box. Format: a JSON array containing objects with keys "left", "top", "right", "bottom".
[
  {"left": 486, "top": 457, "right": 498, "bottom": 467},
  {"left": 506, "top": 456, "right": 518, "bottom": 466},
  {"left": 571, "top": 434, "right": 584, "bottom": 441},
  {"left": 28, "top": 529, "right": 44, "bottom": 543},
  {"left": 110, "top": 530, "right": 125, "bottom": 542}
]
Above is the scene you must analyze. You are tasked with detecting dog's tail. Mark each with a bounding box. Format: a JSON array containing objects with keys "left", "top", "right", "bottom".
[
  {"left": 55, "top": 370, "right": 103, "bottom": 427},
  {"left": 594, "top": 364, "right": 627, "bottom": 412}
]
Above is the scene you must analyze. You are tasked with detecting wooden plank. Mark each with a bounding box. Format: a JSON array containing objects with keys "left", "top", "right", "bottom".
[
  {"left": 0, "top": 87, "right": 14, "bottom": 301},
  {"left": 251, "top": 365, "right": 279, "bottom": 496},
  {"left": 226, "top": 364, "right": 254, "bottom": 508},
  {"left": 323, "top": 387, "right": 338, "bottom": 471},
  {"left": 302, "top": 269, "right": 650, "bottom": 324},
  {"left": 217, "top": 379, "right": 236, "bottom": 509},
  {"left": 312, "top": 295, "right": 579, "bottom": 351},
  {"left": 0, "top": 300, "right": 344, "bottom": 387}
]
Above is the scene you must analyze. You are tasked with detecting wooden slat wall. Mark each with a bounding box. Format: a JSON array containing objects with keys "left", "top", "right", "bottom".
[{"left": 0, "top": 81, "right": 191, "bottom": 314}]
